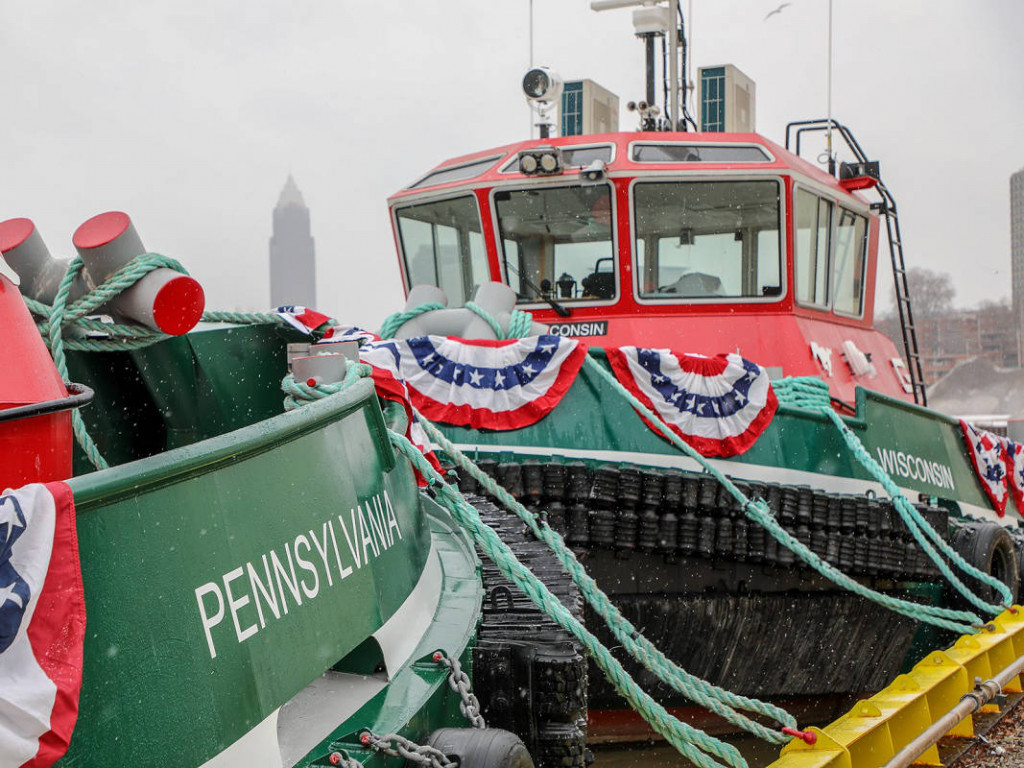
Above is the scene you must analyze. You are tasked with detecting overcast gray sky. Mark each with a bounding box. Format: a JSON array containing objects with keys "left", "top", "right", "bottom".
[{"left": 2, "top": 1, "right": 1022, "bottom": 328}]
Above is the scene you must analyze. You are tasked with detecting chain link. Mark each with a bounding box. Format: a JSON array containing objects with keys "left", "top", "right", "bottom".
[
  {"left": 434, "top": 652, "right": 486, "bottom": 729},
  {"left": 361, "top": 731, "right": 456, "bottom": 768}
]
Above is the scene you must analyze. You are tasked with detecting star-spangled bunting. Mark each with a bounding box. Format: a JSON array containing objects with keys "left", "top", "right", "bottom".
[
  {"left": 0, "top": 483, "right": 85, "bottom": 768},
  {"left": 960, "top": 420, "right": 1009, "bottom": 516},
  {"left": 606, "top": 347, "right": 777, "bottom": 457},
  {"left": 358, "top": 335, "right": 587, "bottom": 430},
  {"left": 1005, "top": 438, "right": 1024, "bottom": 510},
  {"left": 274, "top": 305, "right": 332, "bottom": 334}
]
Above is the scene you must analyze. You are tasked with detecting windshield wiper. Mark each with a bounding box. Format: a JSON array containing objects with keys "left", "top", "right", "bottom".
[
  {"left": 505, "top": 264, "right": 571, "bottom": 317},
  {"left": 531, "top": 278, "right": 572, "bottom": 317}
]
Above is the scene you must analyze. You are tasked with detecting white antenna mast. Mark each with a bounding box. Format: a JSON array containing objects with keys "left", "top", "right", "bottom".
[
  {"left": 591, "top": 0, "right": 680, "bottom": 131},
  {"left": 529, "top": 0, "right": 534, "bottom": 67},
  {"left": 529, "top": 0, "right": 535, "bottom": 137},
  {"left": 826, "top": 0, "right": 834, "bottom": 170},
  {"left": 688, "top": 0, "right": 694, "bottom": 124}
]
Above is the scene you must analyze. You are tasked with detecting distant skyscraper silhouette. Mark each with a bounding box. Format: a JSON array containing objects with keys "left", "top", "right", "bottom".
[{"left": 269, "top": 175, "right": 316, "bottom": 308}]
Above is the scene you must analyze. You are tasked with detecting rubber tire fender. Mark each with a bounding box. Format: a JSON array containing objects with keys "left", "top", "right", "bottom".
[
  {"left": 948, "top": 522, "right": 1019, "bottom": 610},
  {"left": 424, "top": 728, "right": 534, "bottom": 768}
]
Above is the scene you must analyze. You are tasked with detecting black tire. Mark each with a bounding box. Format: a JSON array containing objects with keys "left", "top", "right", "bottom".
[
  {"left": 424, "top": 728, "right": 534, "bottom": 768},
  {"left": 949, "top": 522, "right": 1019, "bottom": 610},
  {"left": 466, "top": 495, "right": 589, "bottom": 768}
]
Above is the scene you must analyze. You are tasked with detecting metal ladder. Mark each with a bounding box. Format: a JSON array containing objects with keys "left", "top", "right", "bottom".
[{"left": 785, "top": 119, "right": 928, "bottom": 406}]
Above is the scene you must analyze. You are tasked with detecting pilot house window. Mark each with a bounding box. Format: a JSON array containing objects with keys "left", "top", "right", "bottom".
[
  {"left": 794, "top": 189, "right": 833, "bottom": 307},
  {"left": 834, "top": 208, "right": 868, "bottom": 316},
  {"left": 494, "top": 184, "right": 616, "bottom": 303},
  {"left": 634, "top": 180, "right": 782, "bottom": 300},
  {"left": 395, "top": 195, "right": 489, "bottom": 306}
]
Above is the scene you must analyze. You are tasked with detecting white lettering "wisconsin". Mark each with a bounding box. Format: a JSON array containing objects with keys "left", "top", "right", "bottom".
[{"left": 875, "top": 448, "right": 955, "bottom": 491}]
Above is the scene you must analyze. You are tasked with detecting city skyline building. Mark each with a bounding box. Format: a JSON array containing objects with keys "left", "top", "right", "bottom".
[{"left": 269, "top": 174, "right": 316, "bottom": 308}]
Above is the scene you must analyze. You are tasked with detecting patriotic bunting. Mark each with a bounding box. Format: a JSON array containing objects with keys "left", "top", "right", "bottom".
[
  {"left": 274, "top": 305, "right": 332, "bottom": 334},
  {"left": 320, "top": 325, "right": 381, "bottom": 345},
  {"left": 1005, "top": 439, "right": 1024, "bottom": 511},
  {"left": 960, "top": 420, "right": 1008, "bottom": 516},
  {"left": 359, "top": 335, "right": 587, "bottom": 430},
  {"left": 606, "top": 347, "right": 777, "bottom": 457},
  {"left": 0, "top": 483, "right": 85, "bottom": 768}
]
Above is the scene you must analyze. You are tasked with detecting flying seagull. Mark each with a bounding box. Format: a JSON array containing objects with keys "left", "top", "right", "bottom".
[{"left": 764, "top": 2, "right": 791, "bottom": 20}]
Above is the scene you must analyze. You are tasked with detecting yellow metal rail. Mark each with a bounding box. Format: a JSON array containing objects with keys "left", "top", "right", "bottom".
[{"left": 767, "top": 608, "right": 1024, "bottom": 768}]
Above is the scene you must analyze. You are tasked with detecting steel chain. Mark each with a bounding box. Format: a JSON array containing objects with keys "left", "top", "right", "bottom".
[
  {"left": 362, "top": 731, "right": 456, "bottom": 768},
  {"left": 434, "top": 652, "right": 486, "bottom": 729}
]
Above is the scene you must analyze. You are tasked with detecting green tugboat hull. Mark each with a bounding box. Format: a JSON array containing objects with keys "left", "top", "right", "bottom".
[
  {"left": 53, "top": 337, "right": 484, "bottom": 767},
  {"left": 440, "top": 351, "right": 1012, "bottom": 524}
]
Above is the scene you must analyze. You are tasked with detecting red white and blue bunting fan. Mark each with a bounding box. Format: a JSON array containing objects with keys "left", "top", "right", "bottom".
[
  {"left": 960, "top": 420, "right": 1008, "bottom": 516},
  {"left": 320, "top": 325, "right": 381, "bottom": 345},
  {"left": 359, "top": 335, "right": 587, "bottom": 430},
  {"left": 1004, "top": 438, "right": 1024, "bottom": 510},
  {"left": 347, "top": 345, "right": 441, "bottom": 481},
  {"left": 0, "top": 483, "right": 86, "bottom": 767},
  {"left": 274, "top": 305, "right": 333, "bottom": 334},
  {"left": 606, "top": 348, "right": 778, "bottom": 457}
]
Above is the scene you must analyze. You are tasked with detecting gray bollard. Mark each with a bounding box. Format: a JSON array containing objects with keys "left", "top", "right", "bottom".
[
  {"left": 0, "top": 218, "right": 80, "bottom": 303},
  {"left": 72, "top": 211, "right": 205, "bottom": 335},
  {"left": 291, "top": 353, "right": 350, "bottom": 387}
]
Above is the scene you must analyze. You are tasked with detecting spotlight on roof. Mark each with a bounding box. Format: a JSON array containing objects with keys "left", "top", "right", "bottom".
[
  {"left": 522, "top": 67, "right": 564, "bottom": 103},
  {"left": 522, "top": 67, "right": 564, "bottom": 139},
  {"left": 518, "top": 147, "right": 563, "bottom": 176}
]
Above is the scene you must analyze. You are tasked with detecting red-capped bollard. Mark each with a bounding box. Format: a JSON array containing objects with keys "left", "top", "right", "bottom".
[
  {"left": 0, "top": 217, "right": 81, "bottom": 305},
  {"left": 73, "top": 211, "right": 205, "bottom": 335}
]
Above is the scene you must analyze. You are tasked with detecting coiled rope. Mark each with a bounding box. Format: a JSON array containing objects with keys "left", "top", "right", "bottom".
[{"left": 773, "top": 377, "right": 1013, "bottom": 615}]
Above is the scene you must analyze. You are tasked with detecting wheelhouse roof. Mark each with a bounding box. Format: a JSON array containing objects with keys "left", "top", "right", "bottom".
[{"left": 388, "top": 131, "right": 862, "bottom": 205}]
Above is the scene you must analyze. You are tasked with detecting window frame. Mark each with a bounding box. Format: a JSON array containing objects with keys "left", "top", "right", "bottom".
[
  {"left": 392, "top": 192, "right": 489, "bottom": 304},
  {"left": 489, "top": 179, "right": 621, "bottom": 309},
  {"left": 831, "top": 204, "right": 870, "bottom": 320},
  {"left": 627, "top": 140, "right": 775, "bottom": 165},
  {"left": 406, "top": 154, "right": 503, "bottom": 191},
  {"left": 792, "top": 183, "right": 835, "bottom": 311},
  {"left": 628, "top": 173, "right": 788, "bottom": 306}
]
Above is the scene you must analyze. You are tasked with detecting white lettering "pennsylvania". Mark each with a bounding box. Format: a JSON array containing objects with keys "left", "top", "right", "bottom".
[{"left": 194, "top": 491, "right": 402, "bottom": 659}]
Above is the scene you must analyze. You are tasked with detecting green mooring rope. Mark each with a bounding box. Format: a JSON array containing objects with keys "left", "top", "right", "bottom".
[
  {"left": 582, "top": 356, "right": 983, "bottom": 635},
  {"left": 379, "top": 302, "right": 445, "bottom": 339},
  {"left": 417, "top": 414, "right": 795, "bottom": 744},
  {"left": 382, "top": 301, "right": 993, "bottom": 631},
  {"left": 381, "top": 299, "right": 533, "bottom": 341},
  {"left": 280, "top": 365, "right": 748, "bottom": 768},
  {"left": 773, "top": 377, "right": 1014, "bottom": 614},
  {"left": 390, "top": 431, "right": 747, "bottom": 768},
  {"left": 25, "top": 252, "right": 345, "bottom": 469}
]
